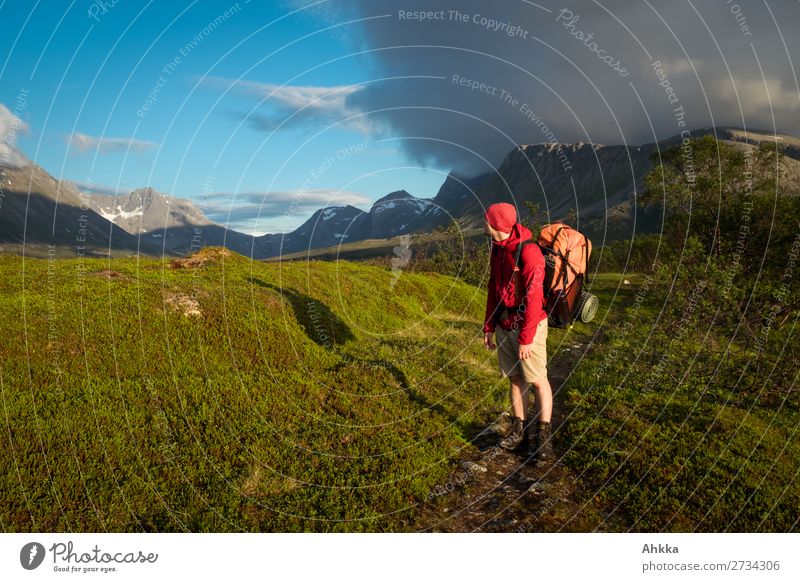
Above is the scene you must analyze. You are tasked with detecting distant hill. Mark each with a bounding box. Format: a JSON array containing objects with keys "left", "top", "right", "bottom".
[
  {"left": 80, "top": 186, "right": 256, "bottom": 257},
  {"left": 255, "top": 190, "right": 445, "bottom": 257},
  {"left": 86, "top": 186, "right": 211, "bottom": 235},
  {"left": 4, "top": 126, "right": 800, "bottom": 259},
  {"left": 256, "top": 204, "right": 367, "bottom": 257},
  {"left": 0, "top": 147, "right": 161, "bottom": 257},
  {"left": 258, "top": 126, "right": 800, "bottom": 257},
  {"left": 429, "top": 126, "right": 800, "bottom": 242},
  {"left": 353, "top": 189, "right": 444, "bottom": 239}
]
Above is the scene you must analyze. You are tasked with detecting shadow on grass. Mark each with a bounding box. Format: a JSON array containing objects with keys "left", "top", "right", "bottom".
[
  {"left": 253, "top": 278, "right": 483, "bottom": 444},
  {"left": 251, "top": 278, "right": 354, "bottom": 347},
  {"left": 331, "top": 356, "right": 457, "bottom": 424}
]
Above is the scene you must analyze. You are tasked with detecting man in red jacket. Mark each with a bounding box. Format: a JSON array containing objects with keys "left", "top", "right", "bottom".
[{"left": 482, "top": 202, "right": 554, "bottom": 461}]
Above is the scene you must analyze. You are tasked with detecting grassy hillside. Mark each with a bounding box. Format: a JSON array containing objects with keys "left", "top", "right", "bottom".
[
  {"left": 264, "top": 228, "right": 485, "bottom": 263},
  {"left": 561, "top": 266, "right": 800, "bottom": 532},
  {"left": 0, "top": 247, "right": 529, "bottom": 532},
  {"left": 2, "top": 246, "right": 797, "bottom": 532}
]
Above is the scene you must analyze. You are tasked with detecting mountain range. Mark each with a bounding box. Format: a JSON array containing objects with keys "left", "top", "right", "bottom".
[{"left": 2, "top": 126, "right": 799, "bottom": 259}]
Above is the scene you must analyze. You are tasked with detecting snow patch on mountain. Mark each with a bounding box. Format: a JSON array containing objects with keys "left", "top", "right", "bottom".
[
  {"left": 407, "top": 198, "right": 432, "bottom": 213},
  {"left": 99, "top": 205, "right": 144, "bottom": 223},
  {"left": 374, "top": 201, "right": 396, "bottom": 213}
]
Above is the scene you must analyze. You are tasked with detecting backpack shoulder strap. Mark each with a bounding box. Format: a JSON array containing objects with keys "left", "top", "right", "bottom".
[
  {"left": 512, "top": 239, "right": 534, "bottom": 305},
  {"left": 513, "top": 238, "right": 534, "bottom": 271}
]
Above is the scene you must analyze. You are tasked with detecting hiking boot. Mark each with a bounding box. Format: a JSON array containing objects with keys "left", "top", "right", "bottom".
[
  {"left": 533, "top": 421, "right": 555, "bottom": 463},
  {"left": 499, "top": 417, "right": 530, "bottom": 452}
]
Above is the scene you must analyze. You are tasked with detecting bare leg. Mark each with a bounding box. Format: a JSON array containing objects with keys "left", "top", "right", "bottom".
[
  {"left": 509, "top": 374, "right": 529, "bottom": 420},
  {"left": 531, "top": 376, "right": 553, "bottom": 423}
]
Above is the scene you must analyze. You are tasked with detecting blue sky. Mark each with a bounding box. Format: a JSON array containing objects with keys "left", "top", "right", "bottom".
[
  {"left": 0, "top": 0, "right": 445, "bottom": 234},
  {"left": 5, "top": 1, "right": 799, "bottom": 236}
]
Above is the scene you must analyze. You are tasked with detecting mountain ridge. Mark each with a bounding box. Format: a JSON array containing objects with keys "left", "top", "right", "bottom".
[{"left": 4, "top": 126, "right": 799, "bottom": 258}]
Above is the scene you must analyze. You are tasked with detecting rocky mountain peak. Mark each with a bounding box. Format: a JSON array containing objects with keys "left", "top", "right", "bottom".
[
  {"left": 128, "top": 186, "right": 160, "bottom": 209},
  {"left": 373, "top": 190, "right": 412, "bottom": 206}
]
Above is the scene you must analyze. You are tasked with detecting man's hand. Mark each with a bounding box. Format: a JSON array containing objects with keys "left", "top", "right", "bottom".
[
  {"left": 519, "top": 342, "right": 534, "bottom": 360},
  {"left": 484, "top": 332, "right": 496, "bottom": 350}
]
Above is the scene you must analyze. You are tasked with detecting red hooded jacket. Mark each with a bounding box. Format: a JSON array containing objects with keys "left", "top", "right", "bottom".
[{"left": 483, "top": 223, "right": 547, "bottom": 345}]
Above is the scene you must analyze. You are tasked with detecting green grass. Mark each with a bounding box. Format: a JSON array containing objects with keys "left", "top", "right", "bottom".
[
  {"left": 2, "top": 248, "right": 796, "bottom": 532},
  {"left": 0, "top": 247, "right": 567, "bottom": 532},
  {"left": 266, "top": 228, "right": 484, "bottom": 263},
  {"left": 561, "top": 270, "right": 800, "bottom": 532}
]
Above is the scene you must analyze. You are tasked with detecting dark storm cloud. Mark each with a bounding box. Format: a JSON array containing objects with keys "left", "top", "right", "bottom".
[{"left": 295, "top": 0, "right": 800, "bottom": 175}]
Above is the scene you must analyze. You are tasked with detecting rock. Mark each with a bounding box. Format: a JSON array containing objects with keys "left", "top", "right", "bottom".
[
  {"left": 528, "top": 482, "right": 553, "bottom": 495},
  {"left": 460, "top": 461, "right": 487, "bottom": 473},
  {"left": 169, "top": 246, "right": 233, "bottom": 269},
  {"left": 164, "top": 292, "right": 202, "bottom": 317},
  {"left": 90, "top": 269, "right": 126, "bottom": 279}
]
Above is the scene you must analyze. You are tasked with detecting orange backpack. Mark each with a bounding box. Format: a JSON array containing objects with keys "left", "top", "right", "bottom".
[
  {"left": 538, "top": 222, "right": 592, "bottom": 297},
  {"left": 537, "top": 223, "right": 593, "bottom": 327}
]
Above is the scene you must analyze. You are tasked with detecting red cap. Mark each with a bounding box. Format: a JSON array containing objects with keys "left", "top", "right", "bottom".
[{"left": 484, "top": 202, "right": 518, "bottom": 233}]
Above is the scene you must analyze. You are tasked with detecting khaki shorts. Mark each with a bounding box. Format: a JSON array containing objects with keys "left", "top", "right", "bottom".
[{"left": 494, "top": 318, "right": 548, "bottom": 384}]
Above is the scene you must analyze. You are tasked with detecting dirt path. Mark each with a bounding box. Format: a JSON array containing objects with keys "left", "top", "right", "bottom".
[{"left": 412, "top": 335, "right": 621, "bottom": 532}]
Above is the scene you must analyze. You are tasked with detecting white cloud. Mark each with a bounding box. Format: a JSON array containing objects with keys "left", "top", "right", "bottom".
[
  {"left": 67, "top": 180, "right": 133, "bottom": 196},
  {"left": 198, "top": 188, "right": 370, "bottom": 234},
  {"left": 716, "top": 77, "right": 800, "bottom": 117},
  {"left": 230, "top": 223, "right": 280, "bottom": 237},
  {"left": 0, "top": 102, "right": 30, "bottom": 167},
  {"left": 200, "top": 76, "right": 375, "bottom": 134},
  {"left": 67, "top": 131, "right": 159, "bottom": 154},
  {"left": 201, "top": 188, "right": 370, "bottom": 205}
]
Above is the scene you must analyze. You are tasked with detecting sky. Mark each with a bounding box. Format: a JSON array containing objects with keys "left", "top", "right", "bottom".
[
  {"left": 2, "top": 0, "right": 799, "bottom": 235},
  {"left": 0, "top": 0, "right": 446, "bottom": 234}
]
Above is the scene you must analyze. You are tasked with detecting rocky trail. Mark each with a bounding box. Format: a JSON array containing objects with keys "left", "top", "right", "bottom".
[{"left": 413, "top": 336, "right": 622, "bottom": 533}]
